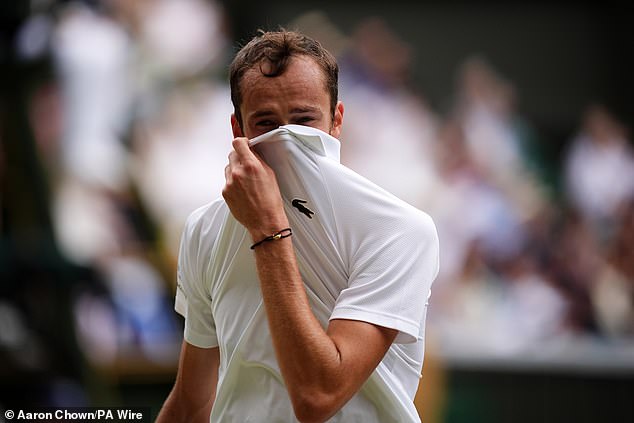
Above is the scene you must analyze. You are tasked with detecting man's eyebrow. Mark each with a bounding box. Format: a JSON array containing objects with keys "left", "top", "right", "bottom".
[
  {"left": 249, "top": 107, "right": 322, "bottom": 120},
  {"left": 290, "top": 106, "right": 321, "bottom": 114},
  {"left": 250, "top": 110, "right": 276, "bottom": 119}
]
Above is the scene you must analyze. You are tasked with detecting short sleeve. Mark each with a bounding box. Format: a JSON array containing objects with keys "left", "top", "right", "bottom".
[
  {"left": 330, "top": 211, "right": 439, "bottom": 344},
  {"left": 175, "top": 206, "right": 220, "bottom": 349}
]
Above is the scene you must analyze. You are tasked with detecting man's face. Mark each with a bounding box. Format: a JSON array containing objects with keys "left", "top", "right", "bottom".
[{"left": 232, "top": 55, "right": 343, "bottom": 139}]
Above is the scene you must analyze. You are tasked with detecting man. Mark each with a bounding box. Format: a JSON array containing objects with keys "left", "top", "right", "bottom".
[{"left": 157, "top": 30, "right": 439, "bottom": 422}]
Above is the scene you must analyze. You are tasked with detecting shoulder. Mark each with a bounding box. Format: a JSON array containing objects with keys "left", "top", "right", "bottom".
[
  {"left": 402, "top": 205, "right": 438, "bottom": 241},
  {"left": 322, "top": 159, "right": 437, "bottom": 235},
  {"left": 181, "top": 197, "right": 229, "bottom": 253}
]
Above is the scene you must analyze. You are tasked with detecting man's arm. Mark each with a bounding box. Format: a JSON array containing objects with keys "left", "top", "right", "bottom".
[
  {"left": 252, "top": 240, "right": 398, "bottom": 422},
  {"left": 156, "top": 341, "right": 219, "bottom": 423},
  {"left": 223, "top": 138, "right": 398, "bottom": 423}
]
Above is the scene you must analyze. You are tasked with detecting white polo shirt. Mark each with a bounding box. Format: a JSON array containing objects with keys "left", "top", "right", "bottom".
[{"left": 175, "top": 125, "right": 439, "bottom": 422}]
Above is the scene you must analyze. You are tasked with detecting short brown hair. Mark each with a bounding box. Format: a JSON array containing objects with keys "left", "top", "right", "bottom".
[{"left": 229, "top": 30, "right": 339, "bottom": 128}]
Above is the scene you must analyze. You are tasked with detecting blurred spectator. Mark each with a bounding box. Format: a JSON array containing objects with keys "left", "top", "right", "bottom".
[
  {"left": 455, "top": 56, "right": 521, "bottom": 179},
  {"left": 430, "top": 121, "right": 527, "bottom": 282},
  {"left": 498, "top": 252, "right": 569, "bottom": 347},
  {"left": 431, "top": 242, "right": 569, "bottom": 355},
  {"left": 52, "top": 1, "right": 132, "bottom": 192},
  {"left": 591, "top": 201, "right": 634, "bottom": 338},
  {"left": 336, "top": 17, "right": 441, "bottom": 210},
  {"left": 130, "top": 83, "right": 234, "bottom": 257},
  {"left": 453, "top": 56, "right": 547, "bottom": 221},
  {"left": 564, "top": 104, "right": 634, "bottom": 237},
  {"left": 137, "top": 0, "right": 228, "bottom": 78},
  {"left": 543, "top": 209, "right": 601, "bottom": 333}
]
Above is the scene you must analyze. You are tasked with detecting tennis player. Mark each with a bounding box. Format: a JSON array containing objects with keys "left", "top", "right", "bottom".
[{"left": 157, "top": 30, "right": 439, "bottom": 423}]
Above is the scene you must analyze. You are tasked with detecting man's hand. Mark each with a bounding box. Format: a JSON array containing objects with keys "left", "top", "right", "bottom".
[{"left": 222, "top": 137, "right": 289, "bottom": 238}]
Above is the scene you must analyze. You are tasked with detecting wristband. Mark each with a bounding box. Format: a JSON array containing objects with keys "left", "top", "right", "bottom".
[{"left": 250, "top": 228, "right": 292, "bottom": 250}]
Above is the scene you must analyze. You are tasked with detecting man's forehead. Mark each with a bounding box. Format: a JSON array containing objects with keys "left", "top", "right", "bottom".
[{"left": 241, "top": 55, "right": 325, "bottom": 87}]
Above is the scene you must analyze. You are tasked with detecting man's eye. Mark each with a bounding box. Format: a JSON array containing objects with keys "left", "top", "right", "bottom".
[
  {"left": 293, "top": 116, "right": 315, "bottom": 124},
  {"left": 256, "top": 120, "right": 276, "bottom": 127}
]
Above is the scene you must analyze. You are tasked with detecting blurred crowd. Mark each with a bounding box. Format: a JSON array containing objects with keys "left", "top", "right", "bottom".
[
  {"left": 2, "top": 0, "right": 633, "bottom": 409},
  {"left": 297, "top": 13, "right": 634, "bottom": 354}
]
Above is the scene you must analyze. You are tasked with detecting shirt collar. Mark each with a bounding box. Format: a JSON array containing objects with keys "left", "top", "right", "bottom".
[{"left": 248, "top": 124, "right": 341, "bottom": 163}]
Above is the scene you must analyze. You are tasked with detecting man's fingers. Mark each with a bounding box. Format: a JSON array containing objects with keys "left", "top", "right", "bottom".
[
  {"left": 251, "top": 149, "right": 267, "bottom": 166},
  {"left": 228, "top": 150, "right": 239, "bottom": 168},
  {"left": 232, "top": 137, "right": 254, "bottom": 160},
  {"left": 224, "top": 164, "right": 231, "bottom": 183},
  {"left": 231, "top": 137, "right": 271, "bottom": 174}
]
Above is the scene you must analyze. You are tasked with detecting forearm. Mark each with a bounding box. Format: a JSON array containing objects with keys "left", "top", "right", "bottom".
[
  {"left": 155, "top": 388, "right": 212, "bottom": 423},
  {"left": 156, "top": 343, "right": 218, "bottom": 423},
  {"left": 251, "top": 230, "right": 351, "bottom": 420}
]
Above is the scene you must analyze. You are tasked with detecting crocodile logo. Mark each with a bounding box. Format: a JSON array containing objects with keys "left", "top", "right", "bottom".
[{"left": 292, "top": 199, "right": 314, "bottom": 219}]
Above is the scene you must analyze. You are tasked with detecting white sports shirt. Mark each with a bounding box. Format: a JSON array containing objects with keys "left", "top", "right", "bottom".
[{"left": 175, "top": 125, "right": 439, "bottom": 422}]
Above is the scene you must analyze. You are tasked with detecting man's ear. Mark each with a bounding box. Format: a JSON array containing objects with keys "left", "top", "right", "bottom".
[
  {"left": 231, "top": 113, "right": 244, "bottom": 138},
  {"left": 330, "top": 101, "right": 344, "bottom": 139}
]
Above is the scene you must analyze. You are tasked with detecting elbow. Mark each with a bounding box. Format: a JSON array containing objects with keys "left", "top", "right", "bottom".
[{"left": 291, "top": 390, "right": 342, "bottom": 423}]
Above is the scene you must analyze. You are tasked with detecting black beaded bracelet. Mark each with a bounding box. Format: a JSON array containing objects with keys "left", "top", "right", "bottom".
[{"left": 250, "top": 228, "right": 293, "bottom": 250}]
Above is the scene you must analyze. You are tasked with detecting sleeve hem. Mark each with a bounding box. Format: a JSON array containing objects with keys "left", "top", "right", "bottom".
[
  {"left": 330, "top": 305, "right": 419, "bottom": 344},
  {"left": 184, "top": 325, "right": 219, "bottom": 349},
  {"left": 174, "top": 288, "right": 187, "bottom": 317}
]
